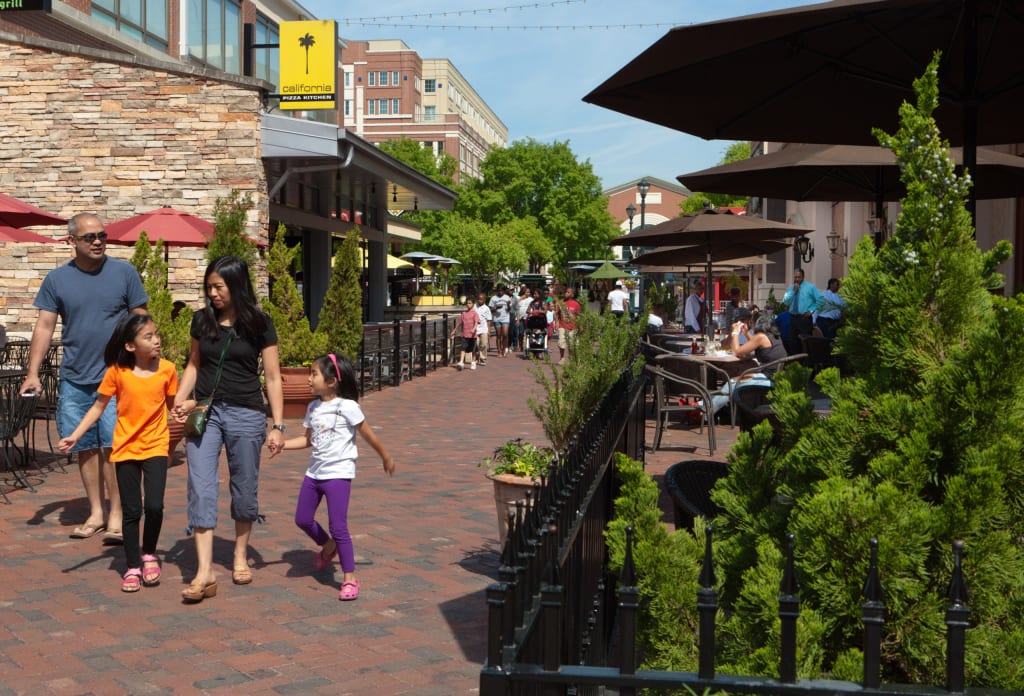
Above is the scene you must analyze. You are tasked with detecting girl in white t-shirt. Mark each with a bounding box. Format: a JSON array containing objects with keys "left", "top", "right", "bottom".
[{"left": 271, "top": 353, "right": 395, "bottom": 601}]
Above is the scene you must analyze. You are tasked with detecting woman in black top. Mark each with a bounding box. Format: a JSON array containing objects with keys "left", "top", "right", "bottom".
[
  {"left": 173, "top": 256, "right": 285, "bottom": 603},
  {"left": 731, "top": 308, "right": 788, "bottom": 374}
]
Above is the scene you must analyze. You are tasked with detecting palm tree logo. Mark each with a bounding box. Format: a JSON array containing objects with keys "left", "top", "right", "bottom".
[{"left": 299, "top": 33, "right": 316, "bottom": 74}]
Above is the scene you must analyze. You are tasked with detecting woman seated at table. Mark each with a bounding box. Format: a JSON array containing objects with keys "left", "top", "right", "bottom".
[
  {"left": 730, "top": 307, "right": 787, "bottom": 370},
  {"left": 706, "top": 308, "right": 787, "bottom": 415}
]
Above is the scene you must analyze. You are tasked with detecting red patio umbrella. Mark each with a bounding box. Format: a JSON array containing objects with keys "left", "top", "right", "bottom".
[
  {"left": 0, "top": 192, "right": 66, "bottom": 228},
  {"left": 105, "top": 206, "right": 216, "bottom": 247},
  {"left": 0, "top": 224, "right": 60, "bottom": 244},
  {"left": 105, "top": 206, "right": 267, "bottom": 260}
]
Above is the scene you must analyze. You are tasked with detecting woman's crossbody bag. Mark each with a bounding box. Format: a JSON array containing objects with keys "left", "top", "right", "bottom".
[{"left": 183, "top": 332, "right": 232, "bottom": 438}]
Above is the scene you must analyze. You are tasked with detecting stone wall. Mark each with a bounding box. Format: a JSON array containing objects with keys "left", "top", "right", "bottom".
[{"left": 0, "top": 34, "right": 267, "bottom": 335}]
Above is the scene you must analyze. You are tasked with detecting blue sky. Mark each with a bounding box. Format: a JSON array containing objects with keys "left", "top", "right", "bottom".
[{"left": 298, "top": 0, "right": 815, "bottom": 190}]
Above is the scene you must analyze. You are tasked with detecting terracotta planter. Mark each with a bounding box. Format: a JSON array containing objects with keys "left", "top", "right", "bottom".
[
  {"left": 489, "top": 473, "right": 538, "bottom": 547},
  {"left": 280, "top": 365, "right": 311, "bottom": 419}
]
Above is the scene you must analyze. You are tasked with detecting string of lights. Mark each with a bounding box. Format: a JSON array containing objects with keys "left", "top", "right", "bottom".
[
  {"left": 347, "top": 0, "right": 587, "bottom": 22},
  {"left": 342, "top": 0, "right": 683, "bottom": 31},
  {"left": 341, "top": 20, "right": 681, "bottom": 31}
]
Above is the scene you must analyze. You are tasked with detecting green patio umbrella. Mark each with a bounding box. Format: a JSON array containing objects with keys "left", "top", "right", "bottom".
[{"left": 586, "top": 260, "right": 626, "bottom": 280}]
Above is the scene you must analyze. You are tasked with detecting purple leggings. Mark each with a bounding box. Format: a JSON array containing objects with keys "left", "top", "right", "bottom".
[{"left": 294, "top": 476, "right": 355, "bottom": 573}]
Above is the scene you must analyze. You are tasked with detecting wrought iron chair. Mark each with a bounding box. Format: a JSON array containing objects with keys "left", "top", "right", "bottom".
[
  {"left": 0, "top": 337, "right": 30, "bottom": 369},
  {"left": 0, "top": 374, "right": 39, "bottom": 503},
  {"left": 645, "top": 365, "right": 715, "bottom": 454}
]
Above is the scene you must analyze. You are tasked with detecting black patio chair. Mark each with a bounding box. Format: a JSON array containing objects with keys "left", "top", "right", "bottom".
[
  {"left": 645, "top": 365, "right": 715, "bottom": 455},
  {"left": 663, "top": 459, "right": 728, "bottom": 532}
]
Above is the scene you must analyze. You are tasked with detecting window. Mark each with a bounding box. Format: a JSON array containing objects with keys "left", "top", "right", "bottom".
[
  {"left": 392, "top": 98, "right": 400, "bottom": 115},
  {"left": 379, "top": 71, "right": 388, "bottom": 86},
  {"left": 378, "top": 99, "right": 389, "bottom": 115},
  {"left": 368, "top": 71, "right": 375, "bottom": 86},
  {"left": 253, "top": 12, "right": 278, "bottom": 86},
  {"left": 344, "top": 99, "right": 351, "bottom": 117},
  {"left": 188, "top": 0, "right": 241, "bottom": 74},
  {"left": 93, "top": 0, "right": 169, "bottom": 51},
  {"left": 368, "top": 99, "right": 376, "bottom": 115},
  {"left": 392, "top": 71, "right": 399, "bottom": 85},
  {"left": 424, "top": 105, "right": 436, "bottom": 121},
  {"left": 423, "top": 79, "right": 436, "bottom": 94},
  {"left": 344, "top": 71, "right": 351, "bottom": 87}
]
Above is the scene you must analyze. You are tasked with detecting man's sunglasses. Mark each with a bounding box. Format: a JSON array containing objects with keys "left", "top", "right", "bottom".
[{"left": 72, "top": 231, "right": 108, "bottom": 243}]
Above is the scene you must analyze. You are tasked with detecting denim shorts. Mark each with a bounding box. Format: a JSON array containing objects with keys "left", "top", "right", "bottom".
[
  {"left": 56, "top": 379, "right": 116, "bottom": 452},
  {"left": 185, "top": 400, "right": 267, "bottom": 529}
]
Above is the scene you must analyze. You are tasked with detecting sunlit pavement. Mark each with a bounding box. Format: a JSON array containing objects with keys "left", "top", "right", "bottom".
[{"left": 0, "top": 349, "right": 734, "bottom": 694}]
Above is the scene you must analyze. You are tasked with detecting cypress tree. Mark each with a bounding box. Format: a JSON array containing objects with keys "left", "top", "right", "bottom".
[{"left": 710, "top": 54, "right": 1024, "bottom": 685}]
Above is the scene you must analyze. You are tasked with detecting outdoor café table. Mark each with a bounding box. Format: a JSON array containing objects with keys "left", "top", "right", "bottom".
[{"left": 663, "top": 350, "right": 754, "bottom": 380}]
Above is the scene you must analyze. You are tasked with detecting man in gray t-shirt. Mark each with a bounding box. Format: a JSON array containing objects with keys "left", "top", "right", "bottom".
[{"left": 21, "top": 213, "right": 148, "bottom": 543}]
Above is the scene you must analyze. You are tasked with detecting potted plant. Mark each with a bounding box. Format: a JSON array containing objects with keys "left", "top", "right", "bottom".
[
  {"left": 264, "top": 223, "right": 327, "bottom": 417},
  {"left": 481, "top": 438, "right": 555, "bottom": 545}
]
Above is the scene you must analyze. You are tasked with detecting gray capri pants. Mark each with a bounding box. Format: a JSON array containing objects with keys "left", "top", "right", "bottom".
[{"left": 185, "top": 400, "right": 268, "bottom": 529}]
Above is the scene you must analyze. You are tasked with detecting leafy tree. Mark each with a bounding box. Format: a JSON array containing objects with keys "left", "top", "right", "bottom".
[
  {"left": 456, "top": 139, "right": 617, "bottom": 266},
  {"left": 264, "top": 223, "right": 327, "bottom": 365},
  {"left": 377, "top": 137, "right": 457, "bottom": 187},
  {"left": 316, "top": 230, "right": 363, "bottom": 360},
  {"left": 433, "top": 213, "right": 527, "bottom": 295},
  {"left": 702, "top": 55, "right": 1024, "bottom": 687},
  {"left": 495, "top": 217, "right": 552, "bottom": 273},
  {"left": 681, "top": 140, "right": 752, "bottom": 213}
]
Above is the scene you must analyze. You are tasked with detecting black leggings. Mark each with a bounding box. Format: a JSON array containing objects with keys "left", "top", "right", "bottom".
[{"left": 115, "top": 456, "right": 167, "bottom": 569}]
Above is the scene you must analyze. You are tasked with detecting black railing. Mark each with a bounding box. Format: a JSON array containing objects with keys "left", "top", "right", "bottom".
[
  {"left": 483, "top": 518, "right": 1020, "bottom": 696},
  {"left": 481, "top": 361, "right": 647, "bottom": 695},
  {"left": 357, "top": 316, "right": 453, "bottom": 395}
]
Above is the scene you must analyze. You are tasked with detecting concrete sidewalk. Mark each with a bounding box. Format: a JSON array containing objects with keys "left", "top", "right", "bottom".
[{"left": 0, "top": 349, "right": 735, "bottom": 695}]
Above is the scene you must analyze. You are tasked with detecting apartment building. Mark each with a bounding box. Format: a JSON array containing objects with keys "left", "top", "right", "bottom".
[
  {"left": 342, "top": 39, "right": 508, "bottom": 184},
  {"left": 0, "top": 1, "right": 455, "bottom": 329}
]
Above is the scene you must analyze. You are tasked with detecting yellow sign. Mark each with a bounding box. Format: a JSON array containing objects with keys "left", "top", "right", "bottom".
[{"left": 279, "top": 20, "right": 337, "bottom": 110}]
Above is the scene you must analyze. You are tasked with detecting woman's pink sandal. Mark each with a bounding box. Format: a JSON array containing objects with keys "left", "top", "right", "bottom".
[
  {"left": 141, "top": 554, "right": 161, "bottom": 586},
  {"left": 338, "top": 579, "right": 360, "bottom": 601},
  {"left": 121, "top": 568, "right": 142, "bottom": 593}
]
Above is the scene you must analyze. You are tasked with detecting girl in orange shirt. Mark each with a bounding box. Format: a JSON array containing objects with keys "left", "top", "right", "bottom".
[{"left": 60, "top": 313, "right": 178, "bottom": 593}]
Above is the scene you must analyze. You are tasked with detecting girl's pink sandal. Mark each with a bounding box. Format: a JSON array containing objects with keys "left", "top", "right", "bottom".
[
  {"left": 141, "top": 554, "right": 161, "bottom": 586},
  {"left": 338, "top": 579, "right": 360, "bottom": 601},
  {"left": 121, "top": 568, "right": 142, "bottom": 593},
  {"left": 313, "top": 543, "right": 337, "bottom": 572}
]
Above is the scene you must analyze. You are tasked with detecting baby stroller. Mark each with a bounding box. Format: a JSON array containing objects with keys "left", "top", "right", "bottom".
[{"left": 524, "top": 312, "right": 548, "bottom": 358}]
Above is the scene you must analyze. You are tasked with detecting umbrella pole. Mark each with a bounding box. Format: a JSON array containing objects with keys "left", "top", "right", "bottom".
[{"left": 705, "top": 250, "right": 713, "bottom": 340}]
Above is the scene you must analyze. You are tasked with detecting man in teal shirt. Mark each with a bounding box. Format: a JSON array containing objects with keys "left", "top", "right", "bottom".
[{"left": 781, "top": 268, "right": 822, "bottom": 353}]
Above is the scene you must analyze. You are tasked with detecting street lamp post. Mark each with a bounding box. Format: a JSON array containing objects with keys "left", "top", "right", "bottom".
[
  {"left": 625, "top": 203, "right": 636, "bottom": 261},
  {"left": 637, "top": 178, "right": 650, "bottom": 232},
  {"left": 635, "top": 179, "right": 651, "bottom": 313}
]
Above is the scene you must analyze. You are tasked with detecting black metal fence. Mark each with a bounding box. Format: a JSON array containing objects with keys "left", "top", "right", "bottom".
[
  {"left": 480, "top": 361, "right": 648, "bottom": 695},
  {"left": 358, "top": 316, "right": 453, "bottom": 395},
  {"left": 480, "top": 406, "right": 1021, "bottom": 696}
]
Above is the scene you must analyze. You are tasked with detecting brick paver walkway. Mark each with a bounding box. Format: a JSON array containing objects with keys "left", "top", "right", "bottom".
[{"left": 0, "top": 348, "right": 736, "bottom": 695}]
